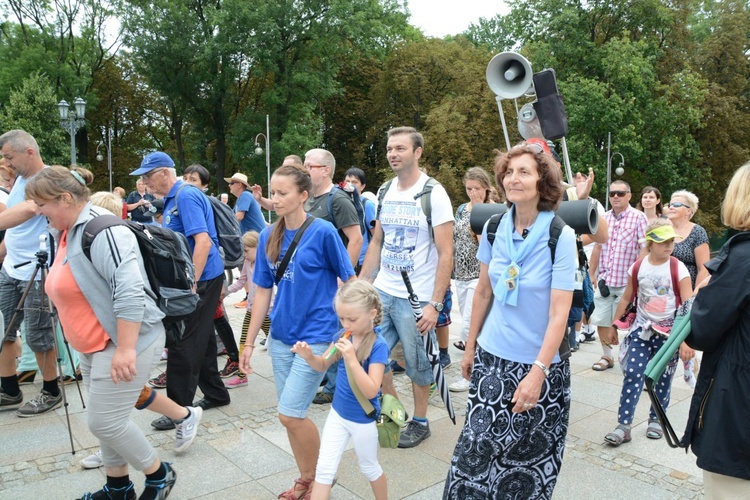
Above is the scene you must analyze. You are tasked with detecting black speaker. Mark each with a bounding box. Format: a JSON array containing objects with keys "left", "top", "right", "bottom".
[{"left": 532, "top": 69, "right": 568, "bottom": 140}]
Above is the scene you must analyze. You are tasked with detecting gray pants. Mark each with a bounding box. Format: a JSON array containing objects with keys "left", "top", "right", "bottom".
[{"left": 79, "top": 333, "right": 165, "bottom": 470}]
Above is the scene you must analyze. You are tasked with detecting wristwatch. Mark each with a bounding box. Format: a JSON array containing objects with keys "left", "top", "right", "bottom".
[
  {"left": 429, "top": 301, "right": 444, "bottom": 312},
  {"left": 533, "top": 360, "right": 550, "bottom": 377}
]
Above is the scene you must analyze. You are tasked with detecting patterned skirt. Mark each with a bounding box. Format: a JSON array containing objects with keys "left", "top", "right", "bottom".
[{"left": 443, "top": 345, "right": 571, "bottom": 500}]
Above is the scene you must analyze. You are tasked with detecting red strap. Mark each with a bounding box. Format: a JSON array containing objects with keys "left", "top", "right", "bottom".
[
  {"left": 670, "top": 257, "right": 682, "bottom": 306},
  {"left": 629, "top": 257, "right": 644, "bottom": 303}
]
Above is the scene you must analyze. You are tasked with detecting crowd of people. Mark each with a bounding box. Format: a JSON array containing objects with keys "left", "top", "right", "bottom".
[{"left": 0, "top": 126, "right": 748, "bottom": 499}]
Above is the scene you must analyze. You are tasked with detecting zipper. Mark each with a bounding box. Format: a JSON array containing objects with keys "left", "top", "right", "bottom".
[{"left": 698, "top": 378, "right": 714, "bottom": 429}]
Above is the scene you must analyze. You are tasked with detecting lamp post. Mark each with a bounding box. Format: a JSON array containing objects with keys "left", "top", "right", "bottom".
[
  {"left": 57, "top": 98, "right": 86, "bottom": 166},
  {"left": 96, "top": 128, "right": 113, "bottom": 192},
  {"left": 254, "top": 114, "right": 271, "bottom": 222},
  {"left": 605, "top": 132, "right": 625, "bottom": 211}
]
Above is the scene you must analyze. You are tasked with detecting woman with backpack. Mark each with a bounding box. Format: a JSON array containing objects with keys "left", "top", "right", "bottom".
[
  {"left": 238, "top": 164, "right": 355, "bottom": 500},
  {"left": 26, "top": 166, "right": 177, "bottom": 499}
]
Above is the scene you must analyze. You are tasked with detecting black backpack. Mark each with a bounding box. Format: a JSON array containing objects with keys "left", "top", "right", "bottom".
[
  {"left": 174, "top": 184, "right": 244, "bottom": 269},
  {"left": 327, "top": 184, "right": 368, "bottom": 241},
  {"left": 82, "top": 214, "right": 199, "bottom": 324}
]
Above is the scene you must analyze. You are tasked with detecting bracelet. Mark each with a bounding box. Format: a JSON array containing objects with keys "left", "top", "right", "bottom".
[{"left": 533, "top": 360, "right": 550, "bottom": 377}]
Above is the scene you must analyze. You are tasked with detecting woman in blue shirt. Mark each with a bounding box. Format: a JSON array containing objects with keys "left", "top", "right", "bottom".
[
  {"left": 238, "top": 164, "right": 354, "bottom": 500},
  {"left": 444, "top": 143, "right": 577, "bottom": 500}
]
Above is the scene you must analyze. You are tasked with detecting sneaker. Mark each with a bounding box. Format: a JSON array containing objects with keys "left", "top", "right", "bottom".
[
  {"left": 143, "top": 462, "right": 177, "bottom": 499},
  {"left": 259, "top": 338, "right": 267, "bottom": 346},
  {"left": 160, "top": 349, "right": 168, "bottom": 361},
  {"left": 174, "top": 406, "right": 203, "bottom": 454},
  {"left": 389, "top": 360, "right": 405, "bottom": 375},
  {"left": 397, "top": 420, "right": 431, "bottom": 448},
  {"left": 313, "top": 391, "right": 333, "bottom": 405},
  {"left": 80, "top": 450, "right": 104, "bottom": 469},
  {"left": 234, "top": 300, "right": 247, "bottom": 309},
  {"left": 78, "top": 482, "right": 136, "bottom": 500},
  {"left": 439, "top": 351, "right": 451, "bottom": 368},
  {"left": 219, "top": 359, "right": 239, "bottom": 378},
  {"left": 16, "top": 389, "right": 62, "bottom": 417},
  {"left": 224, "top": 375, "right": 248, "bottom": 389},
  {"left": 0, "top": 387, "right": 23, "bottom": 409},
  {"left": 16, "top": 370, "right": 37, "bottom": 385},
  {"left": 149, "top": 371, "right": 167, "bottom": 389},
  {"left": 449, "top": 378, "right": 471, "bottom": 392}
]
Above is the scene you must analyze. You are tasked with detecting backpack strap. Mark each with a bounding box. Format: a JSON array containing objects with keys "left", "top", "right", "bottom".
[
  {"left": 486, "top": 212, "right": 504, "bottom": 246},
  {"left": 326, "top": 189, "right": 338, "bottom": 229},
  {"left": 629, "top": 257, "right": 645, "bottom": 303},
  {"left": 82, "top": 215, "right": 127, "bottom": 261},
  {"left": 548, "top": 215, "right": 566, "bottom": 265},
  {"left": 414, "top": 177, "right": 439, "bottom": 243},
  {"left": 669, "top": 256, "right": 682, "bottom": 306},
  {"left": 275, "top": 216, "right": 315, "bottom": 283},
  {"left": 376, "top": 179, "right": 394, "bottom": 221}
]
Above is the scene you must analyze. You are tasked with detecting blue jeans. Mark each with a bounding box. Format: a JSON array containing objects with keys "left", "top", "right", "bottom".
[{"left": 378, "top": 291, "right": 435, "bottom": 387}]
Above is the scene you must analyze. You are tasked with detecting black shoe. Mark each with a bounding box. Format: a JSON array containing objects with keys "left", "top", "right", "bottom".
[
  {"left": 389, "top": 360, "right": 405, "bottom": 375},
  {"left": 313, "top": 391, "right": 333, "bottom": 405},
  {"left": 78, "top": 482, "right": 136, "bottom": 500},
  {"left": 193, "top": 398, "right": 229, "bottom": 411},
  {"left": 151, "top": 415, "right": 175, "bottom": 431},
  {"left": 142, "top": 462, "right": 177, "bottom": 500}
]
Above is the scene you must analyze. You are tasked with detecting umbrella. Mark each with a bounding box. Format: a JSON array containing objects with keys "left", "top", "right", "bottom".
[{"left": 401, "top": 271, "right": 456, "bottom": 424}]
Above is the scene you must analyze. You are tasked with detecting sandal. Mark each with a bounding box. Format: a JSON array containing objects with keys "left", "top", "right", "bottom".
[
  {"left": 605, "top": 424, "right": 632, "bottom": 446},
  {"left": 592, "top": 356, "right": 614, "bottom": 371},
  {"left": 453, "top": 341, "right": 466, "bottom": 351},
  {"left": 278, "top": 478, "right": 312, "bottom": 500},
  {"left": 647, "top": 418, "right": 663, "bottom": 439}
]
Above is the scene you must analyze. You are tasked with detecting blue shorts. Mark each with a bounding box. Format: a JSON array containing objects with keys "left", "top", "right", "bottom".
[
  {"left": 437, "top": 288, "right": 453, "bottom": 327},
  {"left": 378, "top": 290, "right": 435, "bottom": 387},
  {"left": 269, "top": 338, "right": 328, "bottom": 419}
]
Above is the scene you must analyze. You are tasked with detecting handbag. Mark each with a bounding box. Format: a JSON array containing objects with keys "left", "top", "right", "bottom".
[{"left": 344, "top": 362, "right": 407, "bottom": 448}]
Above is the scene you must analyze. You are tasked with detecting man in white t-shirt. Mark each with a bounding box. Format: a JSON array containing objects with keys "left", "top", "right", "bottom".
[{"left": 360, "top": 127, "right": 453, "bottom": 448}]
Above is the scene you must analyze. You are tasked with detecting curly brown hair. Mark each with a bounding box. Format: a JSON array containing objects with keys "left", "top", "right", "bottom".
[{"left": 493, "top": 144, "right": 563, "bottom": 212}]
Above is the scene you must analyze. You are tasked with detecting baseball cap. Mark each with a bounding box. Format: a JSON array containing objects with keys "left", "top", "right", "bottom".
[
  {"left": 645, "top": 224, "right": 678, "bottom": 243},
  {"left": 130, "top": 152, "right": 175, "bottom": 176}
]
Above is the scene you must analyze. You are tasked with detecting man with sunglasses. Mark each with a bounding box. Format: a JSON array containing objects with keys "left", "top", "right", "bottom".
[{"left": 588, "top": 180, "right": 647, "bottom": 372}]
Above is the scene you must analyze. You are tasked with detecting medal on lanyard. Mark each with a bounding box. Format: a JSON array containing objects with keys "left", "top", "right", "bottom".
[{"left": 505, "top": 263, "right": 520, "bottom": 291}]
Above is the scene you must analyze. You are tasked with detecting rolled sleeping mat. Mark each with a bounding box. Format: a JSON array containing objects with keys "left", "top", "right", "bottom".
[{"left": 469, "top": 199, "right": 599, "bottom": 236}]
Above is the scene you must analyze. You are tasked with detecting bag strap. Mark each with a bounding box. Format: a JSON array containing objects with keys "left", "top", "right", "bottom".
[
  {"left": 629, "top": 257, "right": 644, "bottom": 303},
  {"left": 275, "top": 216, "right": 315, "bottom": 283},
  {"left": 669, "top": 256, "right": 682, "bottom": 306},
  {"left": 344, "top": 362, "right": 377, "bottom": 419}
]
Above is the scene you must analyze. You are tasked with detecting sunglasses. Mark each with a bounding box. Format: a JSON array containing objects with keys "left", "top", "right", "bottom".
[
  {"left": 511, "top": 143, "right": 545, "bottom": 155},
  {"left": 609, "top": 190, "right": 629, "bottom": 198},
  {"left": 668, "top": 202, "right": 687, "bottom": 208}
]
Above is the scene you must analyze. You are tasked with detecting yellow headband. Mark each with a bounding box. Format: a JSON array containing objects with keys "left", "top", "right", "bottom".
[{"left": 645, "top": 225, "right": 677, "bottom": 243}]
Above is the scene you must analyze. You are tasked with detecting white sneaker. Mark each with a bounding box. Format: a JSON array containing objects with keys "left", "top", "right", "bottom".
[
  {"left": 449, "top": 378, "right": 471, "bottom": 392},
  {"left": 174, "top": 406, "right": 203, "bottom": 454},
  {"left": 80, "top": 449, "right": 103, "bottom": 469}
]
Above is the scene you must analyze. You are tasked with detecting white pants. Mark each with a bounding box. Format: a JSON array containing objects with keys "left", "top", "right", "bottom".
[
  {"left": 704, "top": 471, "right": 750, "bottom": 499},
  {"left": 455, "top": 279, "right": 478, "bottom": 342},
  {"left": 316, "top": 407, "right": 383, "bottom": 485}
]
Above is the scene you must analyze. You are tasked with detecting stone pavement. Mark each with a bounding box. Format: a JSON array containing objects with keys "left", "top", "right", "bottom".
[{"left": 0, "top": 289, "right": 706, "bottom": 499}]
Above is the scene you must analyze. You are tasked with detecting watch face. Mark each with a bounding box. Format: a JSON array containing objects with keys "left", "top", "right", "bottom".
[{"left": 434, "top": 302, "right": 444, "bottom": 312}]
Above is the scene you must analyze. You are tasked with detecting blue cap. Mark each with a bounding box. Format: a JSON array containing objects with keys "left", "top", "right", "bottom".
[{"left": 130, "top": 152, "right": 175, "bottom": 176}]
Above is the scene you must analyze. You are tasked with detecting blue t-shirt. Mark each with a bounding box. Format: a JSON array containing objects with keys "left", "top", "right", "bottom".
[
  {"left": 235, "top": 190, "right": 266, "bottom": 234},
  {"left": 358, "top": 199, "right": 376, "bottom": 266},
  {"left": 332, "top": 332, "right": 388, "bottom": 424},
  {"left": 163, "top": 181, "right": 224, "bottom": 281},
  {"left": 254, "top": 217, "right": 355, "bottom": 345},
  {"left": 476, "top": 213, "right": 577, "bottom": 364},
  {"left": 5, "top": 172, "right": 51, "bottom": 281}
]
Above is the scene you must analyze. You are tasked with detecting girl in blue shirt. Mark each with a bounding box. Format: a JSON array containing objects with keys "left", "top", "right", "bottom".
[{"left": 292, "top": 280, "right": 388, "bottom": 500}]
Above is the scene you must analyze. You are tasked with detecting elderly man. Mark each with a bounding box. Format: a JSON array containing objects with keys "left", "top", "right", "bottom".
[
  {"left": 224, "top": 172, "right": 265, "bottom": 234},
  {"left": 133, "top": 152, "right": 230, "bottom": 428}
]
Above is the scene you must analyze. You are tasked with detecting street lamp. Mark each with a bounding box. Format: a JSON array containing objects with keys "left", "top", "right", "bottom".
[
  {"left": 605, "top": 132, "right": 625, "bottom": 211},
  {"left": 254, "top": 114, "right": 271, "bottom": 222},
  {"left": 95, "top": 128, "right": 113, "bottom": 191},
  {"left": 57, "top": 98, "right": 86, "bottom": 166}
]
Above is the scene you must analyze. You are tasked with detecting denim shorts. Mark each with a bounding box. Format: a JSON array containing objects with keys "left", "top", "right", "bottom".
[
  {"left": 269, "top": 338, "right": 328, "bottom": 419},
  {"left": 378, "top": 290, "right": 435, "bottom": 387},
  {"left": 0, "top": 268, "right": 53, "bottom": 352},
  {"left": 437, "top": 288, "right": 453, "bottom": 327}
]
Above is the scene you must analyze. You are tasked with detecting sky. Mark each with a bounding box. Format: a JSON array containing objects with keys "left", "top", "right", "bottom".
[{"left": 407, "top": 0, "right": 510, "bottom": 38}]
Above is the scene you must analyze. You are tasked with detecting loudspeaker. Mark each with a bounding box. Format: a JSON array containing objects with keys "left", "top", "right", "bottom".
[
  {"left": 532, "top": 69, "right": 568, "bottom": 140},
  {"left": 486, "top": 52, "right": 533, "bottom": 99}
]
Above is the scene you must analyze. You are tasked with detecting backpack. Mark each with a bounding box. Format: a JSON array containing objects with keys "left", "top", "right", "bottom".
[
  {"left": 327, "top": 183, "right": 368, "bottom": 241},
  {"left": 376, "top": 177, "right": 440, "bottom": 243},
  {"left": 174, "top": 183, "right": 244, "bottom": 269},
  {"left": 82, "top": 214, "right": 199, "bottom": 324}
]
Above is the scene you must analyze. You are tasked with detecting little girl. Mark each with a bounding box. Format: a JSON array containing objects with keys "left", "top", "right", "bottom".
[
  {"left": 604, "top": 219, "right": 694, "bottom": 446},
  {"left": 291, "top": 280, "right": 389, "bottom": 500},
  {"left": 223, "top": 231, "right": 274, "bottom": 388}
]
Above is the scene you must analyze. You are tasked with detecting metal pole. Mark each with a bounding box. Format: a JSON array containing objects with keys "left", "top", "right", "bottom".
[
  {"left": 606, "top": 132, "right": 611, "bottom": 211},
  {"left": 69, "top": 120, "right": 76, "bottom": 166},
  {"left": 107, "top": 128, "right": 113, "bottom": 192},
  {"left": 495, "top": 96, "right": 511, "bottom": 151},
  {"left": 265, "top": 114, "right": 271, "bottom": 223}
]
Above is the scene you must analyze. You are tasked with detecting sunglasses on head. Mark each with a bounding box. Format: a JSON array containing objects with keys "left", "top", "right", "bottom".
[
  {"left": 511, "top": 143, "right": 544, "bottom": 155},
  {"left": 609, "top": 190, "right": 629, "bottom": 198},
  {"left": 668, "top": 202, "right": 687, "bottom": 208}
]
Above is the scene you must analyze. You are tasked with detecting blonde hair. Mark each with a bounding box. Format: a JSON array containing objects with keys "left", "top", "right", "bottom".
[
  {"left": 645, "top": 218, "right": 674, "bottom": 251},
  {"left": 332, "top": 280, "right": 383, "bottom": 364},
  {"left": 670, "top": 190, "right": 699, "bottom": 219},
  {"left": 91, "top": 191, "right": 124, "bottom": 216},
  {"left": 722, "top": 162, "right": 750, "bottom": 231},
  {"left": 25, "top": 166, "right": 94, "bottom": 203},
  {"left": 242, "top": 230, "right": 259, "bottom": 248}
]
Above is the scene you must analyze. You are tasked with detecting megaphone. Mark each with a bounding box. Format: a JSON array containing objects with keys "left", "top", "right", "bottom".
[{"left": 486, "top": 52, "right": 533, "bottom": 99}]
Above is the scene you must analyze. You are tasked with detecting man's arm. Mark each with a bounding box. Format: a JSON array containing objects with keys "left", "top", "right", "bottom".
[
  {"left": 191, "top": 232, "right": 212, "bottom": 282},
  {"left": 251, "top": 184, "right": 274, "bottom": 211},
  {"left": 340, "top": 224, "right": 363, "bottom": 267},
  {"left": 358, "top": 220, "right": 383, "bottom": 281},
  {"left": 235, "top": 211, "right": 245, "bottom": 222},
  {"left": 417, "top": 221, "right": 454, "bottom": 333},
  {"left": 0, "top": 200, "right": 37, "bottom": 230}
]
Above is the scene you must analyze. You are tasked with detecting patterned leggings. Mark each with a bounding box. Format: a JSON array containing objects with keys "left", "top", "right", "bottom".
[
  {"left": 444, "top": 345, "right": 571, "bottom": 500},
  {"left": 237, "top": 311, "right": 271, "bottom": 379}
]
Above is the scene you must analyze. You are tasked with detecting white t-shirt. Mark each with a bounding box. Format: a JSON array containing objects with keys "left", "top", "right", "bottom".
[
  {"left": 373, "top": 173, "right": 453, "bottom": 299},
  {"left": 630, "top": 257, "right": 689, "bottom": 325}
]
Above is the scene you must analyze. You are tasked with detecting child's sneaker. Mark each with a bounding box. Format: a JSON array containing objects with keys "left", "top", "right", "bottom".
[{"left": 223, "top": 375, "right": 248, "bottom": 389}]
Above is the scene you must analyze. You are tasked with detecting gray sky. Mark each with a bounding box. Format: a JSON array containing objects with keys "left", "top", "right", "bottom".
[{"left": 407, "top": 0, "right": 509, "bottom": 37}]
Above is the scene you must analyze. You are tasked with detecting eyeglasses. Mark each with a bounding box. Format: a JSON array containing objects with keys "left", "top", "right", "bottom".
[
  {"left": 668, "top": 202, "right": 687, "bottom": 208},
  {"left": 141, "top": 168, "right": 164, "bottom": 180},
  {"left": 304, "top": 164, "right": 328, "bottom": 171},
  {"left": 609, "top": 190, "right": 629, "bottom": 198}
]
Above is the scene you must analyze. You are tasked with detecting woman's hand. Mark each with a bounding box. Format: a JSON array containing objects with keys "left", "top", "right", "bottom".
[
  {"left": 111, "top": 347, "right": 137, "bottom": 384},
  {"left": 511, "top": 368, "right": 545, "bottom": 413},
  {"left": 679, "top": 342, "right": 695, "bottom": 362},
  {"left": 239, "top": 345, "right": 255, "bottom": 376},
  {"left": 461, "top": 345, "right": 475, "bottom": 381}
]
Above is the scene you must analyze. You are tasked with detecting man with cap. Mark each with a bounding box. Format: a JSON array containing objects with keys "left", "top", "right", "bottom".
[
  {"left": 132, "top": 152, "right": 230, "bottom": 428},
  {"left": 224, "top": 172, "right": 266, "bottom": 234}
]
